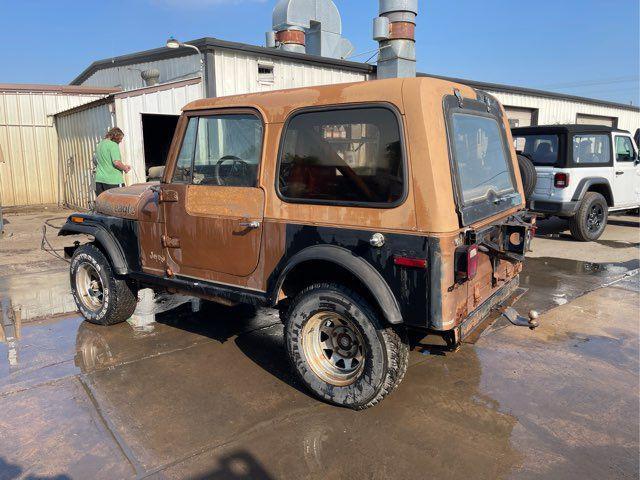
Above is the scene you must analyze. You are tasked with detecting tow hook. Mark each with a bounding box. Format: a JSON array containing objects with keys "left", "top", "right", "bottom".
[{"left": 499, "top": 306, "right": 539, "bottom": 330}]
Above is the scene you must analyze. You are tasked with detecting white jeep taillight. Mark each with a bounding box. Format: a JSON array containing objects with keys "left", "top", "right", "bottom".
[{"left": 554, "top": 172, "right": 569, "bottom": 188}]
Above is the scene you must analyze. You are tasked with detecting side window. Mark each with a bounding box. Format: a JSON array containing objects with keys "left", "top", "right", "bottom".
[
  {"left": 615, "top": 136, "right": 635, "bottom": 162},
  {"left": 192, "top": 114, "right": 263, "bottom": 187},
  {"left": 278, "top": 107, "right": 404, "bottom": 205},
  {"left": 572, "top": 134, "right": 611, "bottom": 165},
  {"left": 172, "top": 117, "right": 198, "bottom": 183}
]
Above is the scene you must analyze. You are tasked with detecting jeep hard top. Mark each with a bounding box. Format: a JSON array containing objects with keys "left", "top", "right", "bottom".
[
  {"left": 513, "top": 124, "right": 640, "bottom": 241},
  {"left": 61, "top": 77, "right": 536, "bottom": 409}
]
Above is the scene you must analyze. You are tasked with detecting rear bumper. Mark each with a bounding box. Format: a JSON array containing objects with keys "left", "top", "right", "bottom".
[
  {"left": 455, "top": 275, "right": 521, "bottom": 343},
  {"left": 529, "top": 199, "right": 579, "bottom": 217}
]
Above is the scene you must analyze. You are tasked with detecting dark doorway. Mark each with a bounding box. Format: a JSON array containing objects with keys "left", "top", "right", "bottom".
[{"left": 141, "top": 114, "right": 179, "bottom": 179}]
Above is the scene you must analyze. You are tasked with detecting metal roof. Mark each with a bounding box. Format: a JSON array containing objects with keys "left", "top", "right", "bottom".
[
  {"left": 418, "top": 73, "right": 640, "bottom": 113},
  {"left": 0, "top": 83, "right": 120, "bottom": 95},
  {"left": 70, "top": 37, "right": 375, "bottom": 85}
]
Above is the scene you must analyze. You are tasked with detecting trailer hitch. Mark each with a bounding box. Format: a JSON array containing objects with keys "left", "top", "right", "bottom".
[{"left": 498, "top": 306, "right": 539, "bottom": 330}]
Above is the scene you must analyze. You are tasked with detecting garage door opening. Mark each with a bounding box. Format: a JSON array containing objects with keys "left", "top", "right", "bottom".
[{"left": 142, "top": 114, "right": 179, "bottom": 180}]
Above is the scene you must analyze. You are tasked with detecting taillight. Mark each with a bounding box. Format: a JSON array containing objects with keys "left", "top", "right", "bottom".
[
  {"left": 554, "top": 172, "right": 569, "bottom": 188},
  {"left": 455, "top": 244, "right": 479, "bottom": 282},
  {"left": 393, "top": 256, "right": 427, "bottom": 269}
]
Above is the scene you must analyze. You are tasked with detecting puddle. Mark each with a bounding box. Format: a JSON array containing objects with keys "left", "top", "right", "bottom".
[{"left": 516, "top": 257, "right": 639, "bottom": 315}]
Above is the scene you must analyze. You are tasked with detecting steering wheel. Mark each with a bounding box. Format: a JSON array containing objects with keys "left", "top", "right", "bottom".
[{"left": 214, "top": 155, "right": 250, "bottom": 186}]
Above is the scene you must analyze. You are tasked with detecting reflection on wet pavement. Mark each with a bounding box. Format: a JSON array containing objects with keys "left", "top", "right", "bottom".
[{"left": 0, "top": 270, "right": 637, "bottom": 479}]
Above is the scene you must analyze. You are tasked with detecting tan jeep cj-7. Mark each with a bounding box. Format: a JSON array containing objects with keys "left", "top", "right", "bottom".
[{"left": 60, "top": 77, "right": 537, "bottom": 409}]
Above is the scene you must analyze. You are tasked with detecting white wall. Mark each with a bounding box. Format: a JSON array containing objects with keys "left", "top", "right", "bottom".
[
  {"left": 0, "top": 90, "right": 107, "bottom": 207},
  {"left": 490, "top": 90, "right": 640, "bottom": 133},
  {"left": 115, "top": 79, "right": 203, "bottom": 184},
  {"left": 213, "top": 49, "right": 368, "bottom": 96}
]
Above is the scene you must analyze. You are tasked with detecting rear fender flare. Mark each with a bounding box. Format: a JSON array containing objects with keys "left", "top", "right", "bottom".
[
  {"left": 59, "top": 222, "right": 129, "bottom": 275},
  {"left": 571, "top": 177, "right": 613, "bottom": 205},
  {"left": 273, "top": 245, "right": 403, "bottom": 325}
]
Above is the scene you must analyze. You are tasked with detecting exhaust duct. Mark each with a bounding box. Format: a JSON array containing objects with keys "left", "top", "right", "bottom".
[
  {"left": 266, "top": 0, "right": 353, "bottom": 59},
  {"left": 373, "top": 0, "right": 418, "bottom": 78}
]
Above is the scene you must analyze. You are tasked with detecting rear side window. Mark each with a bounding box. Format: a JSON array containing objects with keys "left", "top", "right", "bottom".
[
  {"left": 514, "top": 134, "right": 559, "bottom": 166},
  {"left": 451, "top": 113, "right": 515, "bottom": 204},
  {"left": 278, "top": 107, "right": 404, "bottom": 206},
  {"left": 573, "top": 134, "right": 611, "bottom": 165}
]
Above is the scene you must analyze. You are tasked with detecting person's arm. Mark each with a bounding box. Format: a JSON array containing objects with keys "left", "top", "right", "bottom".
[{"left": 110, "top": 143, "right": 131, "bottom": 173}]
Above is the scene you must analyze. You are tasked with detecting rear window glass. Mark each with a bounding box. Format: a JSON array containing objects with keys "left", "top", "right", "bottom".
[
  {"left": 573, "top": 134, "right": 611, "bottom": 165},
  {"left": 278, "top": 107, "right": 404, "bottom": 205},
  {"left": 451, "top": 113, "right": 515, "bottom": 204},
  {"left": 514, "top": 134, "right": 559, "bottom": 166}
]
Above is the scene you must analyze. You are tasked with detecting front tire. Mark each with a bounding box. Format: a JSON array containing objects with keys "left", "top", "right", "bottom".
[
  {"left": 70, "top": 244, "right": 137, "bottom": 325},
  {"left": 284, "top": 283, "right": 409, "bottom": 410},
  {"left": 569, "top": 192, "right": 608, "bottom": 241}
]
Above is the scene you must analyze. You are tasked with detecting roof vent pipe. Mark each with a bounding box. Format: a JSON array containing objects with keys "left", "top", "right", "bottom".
[
  {"left": 373, "top": 0, "right": 418, "bottom": 79},
  {"left": 141, "top": 68, "right": 160, "bottom": 87},
  {"left": 266, "top": 0, "right": 353, "bottom": 59}
]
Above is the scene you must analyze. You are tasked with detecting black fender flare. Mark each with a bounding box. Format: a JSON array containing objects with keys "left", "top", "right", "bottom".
[
  {"left": 571, "top": 177, "right": 613, "bottom": 205},
  {"left": 59, "top": 222, "right": 129, "bottom": 275},
  {"left": 272, "top": 245, "right": 403, "bottom": 325}
]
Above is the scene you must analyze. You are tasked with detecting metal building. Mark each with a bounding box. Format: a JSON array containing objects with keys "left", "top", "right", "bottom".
[{"left": 0, "top": 84, "right": 116, "bottom": 207}]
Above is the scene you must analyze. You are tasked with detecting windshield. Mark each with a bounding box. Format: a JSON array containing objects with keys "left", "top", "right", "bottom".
[
  {"left": 513, "top": 134, "right": 559, "bottom": 166},
  {"left": 451, "top": 113, "right": 515, "bottom": 204}
]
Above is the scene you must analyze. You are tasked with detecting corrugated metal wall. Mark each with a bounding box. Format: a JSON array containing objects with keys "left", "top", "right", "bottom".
[
  {"left": 56, "top": 101, "right": 114, "bottom": 209},
  {"left": 82, "top": 55, "right": 202, "bottom": 91},
  {"left": 0, "top": 90, "right": 105, "bottom": 207},
  {"left": 214, "top": 49, "right": 368, "bottom": 96},
  {"left": 489, "top": 91, "right": 640, "bottom": 133},
  {"left": 115, "top": 79, "right": 203, "bottom": 183}
]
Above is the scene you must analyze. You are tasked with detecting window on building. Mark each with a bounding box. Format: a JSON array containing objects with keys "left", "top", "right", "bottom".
[
  {"left": 615, "top": 136, "right": 635, "bottom": 162},
  {"left": 258, "top": 62, "right": 275, "bottom": 84},
  {"left": 173, "top": 114, "right": 263, "bottom": 186},
  {"left": 278, "top": 107, "right": 404, "bottom": 205},
  {"left": 572, "top": 134, "right": 611, "bottom": 165},
  {"left": 576, "top": 113, "right": 617, "bottom": 128},
  {"left": 505, "top": 107, "right": 538, "bottom": 128}
]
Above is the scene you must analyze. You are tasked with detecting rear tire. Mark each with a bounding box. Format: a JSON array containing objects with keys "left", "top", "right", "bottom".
[
  {"left": 284, "top": 283, "right": 409, "bottom": 410},
  {"left": 517, "top": 154, "right": 537, "bottom": 202},
  {"left": 569, "top": 192, "right": 608, "bottom": 241},
  {"left": 70, "top": 244, "right": 137, "bottom": 325}
]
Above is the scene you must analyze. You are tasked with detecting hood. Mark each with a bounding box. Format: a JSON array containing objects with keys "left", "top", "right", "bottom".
[{"left": 94, "top": 183, "right": 157, "bottom": 220}]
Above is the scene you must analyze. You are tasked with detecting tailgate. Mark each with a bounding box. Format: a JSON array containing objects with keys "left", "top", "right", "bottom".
[{"left": 533, "top": 167, "right": 554, "bottom": 195}]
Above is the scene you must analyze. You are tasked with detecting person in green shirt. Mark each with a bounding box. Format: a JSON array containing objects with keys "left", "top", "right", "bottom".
[{"left": 94, "top": 127, "right": 131, "bottom": 196}]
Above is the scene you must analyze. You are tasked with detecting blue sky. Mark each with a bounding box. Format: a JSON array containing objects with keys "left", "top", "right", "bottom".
[{"left": 0, "top": 0, "right": 638, "bottom": 104}]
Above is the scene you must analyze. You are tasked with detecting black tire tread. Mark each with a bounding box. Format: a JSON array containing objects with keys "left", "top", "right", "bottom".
[
  {"left": 517, "top": 154, "right": 537, "bottom": 201},
  {"left": 71, "top": 244, "right": 137, "bottom": 325},
  {"left": 284, "top": 282, "right": 409, "bottom": 410},
  {"left": 569, "top": 192, "right": 608, "bottom": 242}
]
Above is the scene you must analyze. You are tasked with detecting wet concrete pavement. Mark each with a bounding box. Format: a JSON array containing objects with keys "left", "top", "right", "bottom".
[{"left": 0, "top": 212, "right": 638, "bottom": 479}]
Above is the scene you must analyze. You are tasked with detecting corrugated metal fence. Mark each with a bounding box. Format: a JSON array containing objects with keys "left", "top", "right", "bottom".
[
  {"left": 56, "top": 99, "right": 115, "bottom": 210},
  {"left": 0, "top": 87, "right": 113, "bottom": 207}
]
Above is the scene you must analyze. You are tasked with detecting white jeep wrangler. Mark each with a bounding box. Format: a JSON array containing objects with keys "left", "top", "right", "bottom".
[{"left": 512, "top": 125, "right": 640, "bottom": 241}]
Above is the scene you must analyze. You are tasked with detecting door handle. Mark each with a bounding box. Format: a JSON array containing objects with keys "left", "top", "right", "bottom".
[
  {"left": 616, "top": 171, "right": 624, "bottom": 175},
  {"left": 239, "top": 220, "right": 261, "bottom": 229}
]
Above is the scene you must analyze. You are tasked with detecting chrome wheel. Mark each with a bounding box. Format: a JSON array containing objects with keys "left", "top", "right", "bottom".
[
  {"left": 587, "top": 204, "right": 605, "bottom": 232},
  {"left": 75, "top": 262, "right": 104, "bottom": 311},
  {"left": 301, "top": 311, "right": 366, "bottom": 386}
]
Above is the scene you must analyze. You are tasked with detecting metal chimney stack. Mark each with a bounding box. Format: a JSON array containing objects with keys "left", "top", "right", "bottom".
[{"left": 373, "top": 0, "right": 418, "bottom": 79}]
